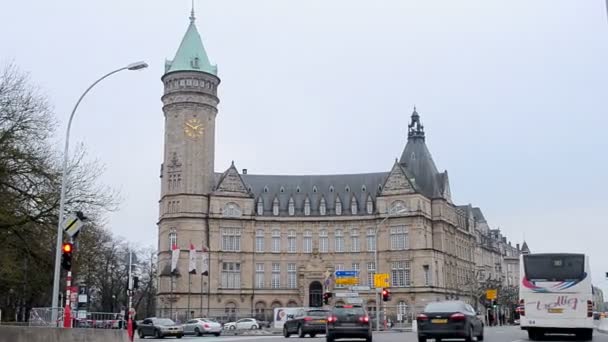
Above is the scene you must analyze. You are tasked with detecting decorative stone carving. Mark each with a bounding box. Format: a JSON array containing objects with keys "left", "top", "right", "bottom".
[
  {"left": 222, "top": 202, "right": 242, "bottom": 218},
  {"left": 217, "top": 162, "right": 249, "bottom": 194},
  {"left": 381, "top": 161, "right": 415, "bottom": 195}
]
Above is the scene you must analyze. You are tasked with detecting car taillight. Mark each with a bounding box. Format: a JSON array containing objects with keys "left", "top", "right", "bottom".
[
  {"left": 450, "top": 313, "right": 466, "bottom": 321},
  {"left": 588, "top": 300, "right": 593, "bottom": 318},
  {"left": 358, "top": 316, "right": 369, "bottom": 323},
  {"left": 417, "top": 314, "right": 428, "bottom": 321},
  {"left": 519, "top": 299, "right": 525, "bottom": 316},
  {"left": 204, "top": 323, "right": 210, "bottom": 328},
  {"left": 327, "top": 316, "right": 338, "bottom": 323},
  {"left": 304, "top": 317, "right": 313, "bottom": 321}
]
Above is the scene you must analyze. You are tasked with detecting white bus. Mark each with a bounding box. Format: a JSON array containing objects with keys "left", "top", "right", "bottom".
[{"left": 519, "top": 253, "right": 594, "bottom": 341}]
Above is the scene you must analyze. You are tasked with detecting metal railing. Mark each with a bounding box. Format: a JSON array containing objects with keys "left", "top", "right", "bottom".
[{"left": 28, "top": 307, "right": 64, "bottom": 327}]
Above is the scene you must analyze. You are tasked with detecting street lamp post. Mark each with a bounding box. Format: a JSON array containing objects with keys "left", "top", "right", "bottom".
[
  {"left": 374, "top": 207, "right": 408, "bottom": 331},
  {"left": 51, "top": 61, "right": 148, "bottom": 322}
]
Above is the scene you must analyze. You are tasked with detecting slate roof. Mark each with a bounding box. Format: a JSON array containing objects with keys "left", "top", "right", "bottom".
[
  {"left": 399, "top": 108, "right": 441, "bottom": 198},
  {"left": 241, "top": 172, "right": 387, "bottom": 216}
]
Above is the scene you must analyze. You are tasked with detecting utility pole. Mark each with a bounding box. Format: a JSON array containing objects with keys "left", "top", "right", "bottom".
[{"left": 127, "top": 248, "right": 134, "bottom": 341}]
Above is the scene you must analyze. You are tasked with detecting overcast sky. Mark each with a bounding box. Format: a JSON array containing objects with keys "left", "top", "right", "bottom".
[{"left": 2, "top": 1, "right": 607, "bottom": 290}]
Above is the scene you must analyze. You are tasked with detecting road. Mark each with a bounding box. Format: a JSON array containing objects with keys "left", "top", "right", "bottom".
[{"left": 135, "top": 326, "right": 608, "bottom": 342}]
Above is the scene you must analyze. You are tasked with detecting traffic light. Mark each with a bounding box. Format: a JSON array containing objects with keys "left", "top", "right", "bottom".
[
  {"left": 382, "top": 288, "right": 391, "bottom": 302},
  {"left": 61, "top": 242, "right": 73, "bottom": 271},
  {"left": 323, "top": 292, "right": 332, "bottom": 305},
  {"left": 133, "top": 276, "right": 139, "bottom": 289},
  {"left": 492, "top": 300, "right": 497, "bottom": 308}
]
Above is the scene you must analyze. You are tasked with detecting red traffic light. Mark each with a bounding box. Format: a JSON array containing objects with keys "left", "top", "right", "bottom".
[{"left": 62, "top": 243, "right": 73, "bottom": 253}]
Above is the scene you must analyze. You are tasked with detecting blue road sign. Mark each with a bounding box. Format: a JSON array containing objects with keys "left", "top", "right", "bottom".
[{"left": 335, "top": 271, "right": 358, "bottom": 277}]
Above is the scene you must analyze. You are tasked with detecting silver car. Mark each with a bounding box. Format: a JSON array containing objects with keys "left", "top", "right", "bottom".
[{"left": 184, "top": 318, "right": 222, "bottom": 336}]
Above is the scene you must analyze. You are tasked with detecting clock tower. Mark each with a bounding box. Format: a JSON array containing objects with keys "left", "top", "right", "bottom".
[{"left": 157, "top": 8, "right": 219, "bottom": 312}]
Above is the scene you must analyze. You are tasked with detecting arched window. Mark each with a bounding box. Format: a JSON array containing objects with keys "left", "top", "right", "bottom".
[
  {"left": 273, "top": 197, "right": 279, "bottom": 216},
  {"left": 398, "top": 301, "right": 408, "bottom": 319},
  {"left": 366, "top": 195, "right": 374, "bottom": 215},
  {"left": 335, "top": 229, "right": 344, "bottom": 252},
  {"left": 169, "top": 229, "right": 177, "bottom": 249},
  {"left": 351, "top": 197, "right": 358, "bottom": 215},
  {"left": 255, "top": 302, "right": 267, "bottom": 321},
  {"left": 272, "top": 229, "right": 281, "bottom": 253},
  {"left": 257, "top": 198, "right": 264, "bottom": 216},
  {"left": 319, "top": 229, "right": 328, "bottom": 253},
  {"left": 255, "top": 229, "right": 265, "bottom": 252},
  {"left": 225, "top": 302, "right": 237, "bottom": 321},
  {"left": 319, "top": 197, "right": 327, "bottom": 216},
  {"left": 288, "top": 197, "right": 295, "bottom": 216},
  {"left": 287, "top": 300, "right": 298, "bottom": 307},
  {"left": 287, "top": 230, "right": 297, "bottom": 253}
]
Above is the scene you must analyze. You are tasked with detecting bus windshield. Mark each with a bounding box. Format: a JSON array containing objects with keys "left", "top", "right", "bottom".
[{"left": 523, "top": 254, "right": 585, "bottom": 281}]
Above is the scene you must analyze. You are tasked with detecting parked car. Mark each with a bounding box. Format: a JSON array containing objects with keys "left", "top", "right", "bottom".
[
  {"left": 416, "top": 301, "right": 484, "bottom": 342},
  {"left": 137, "top": 317, "right": 184, "bottom": 339},
  {"left": 326, "top": 304, "right": 372, "bottom": 342},
  {"left": 223, "top": 318, "right": 260, "bottom": 330},
  {"left": 284, "top": 308, "right": 329, "bottom": 338},
  {"left": 183, "top": 318, "right": 222, "bottom": 336}
]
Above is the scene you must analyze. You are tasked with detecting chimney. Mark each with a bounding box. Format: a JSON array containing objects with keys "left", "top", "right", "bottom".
[
  {"left": 242, "top": 169, "right": 248, "bottom": 174},
  {"left": 516, "top": 243, "right": 520, "bottom": 251}
]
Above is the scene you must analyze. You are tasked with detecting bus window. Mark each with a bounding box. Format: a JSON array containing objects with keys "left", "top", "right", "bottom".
[{"left": 523, "top": 254, "right": 585, "bottom": 281}]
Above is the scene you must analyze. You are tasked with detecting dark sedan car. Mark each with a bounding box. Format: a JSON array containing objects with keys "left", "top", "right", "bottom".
[
  {"left": 326, "top": 304, "right": 372, "bottom": 342},
  {"left": 284, "top": 308, "right": 329, "bottom": 338},
  {"left": 417, "top": 301, "right": 484, "bottom": 342}
]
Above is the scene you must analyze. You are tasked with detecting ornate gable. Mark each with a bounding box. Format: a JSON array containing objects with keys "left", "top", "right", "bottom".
[
  {"left": 215, "top": 161, "right": 251, "bottom": 196},
  {"left": 380, "top": 160, "right": 416, "bottom": 196}
]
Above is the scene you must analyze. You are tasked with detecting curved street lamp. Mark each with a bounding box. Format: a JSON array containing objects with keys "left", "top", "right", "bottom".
[{"left": 51, "top": 61, "right": 148, "bottom": 320}]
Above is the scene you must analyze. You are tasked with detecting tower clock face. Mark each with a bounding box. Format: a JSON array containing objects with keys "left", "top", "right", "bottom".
[{"left": 184, "top": 118, "right": 204, "bottom": 139}]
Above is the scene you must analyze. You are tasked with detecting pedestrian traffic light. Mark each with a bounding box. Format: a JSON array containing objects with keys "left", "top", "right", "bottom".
[
  {"left": 61, "top": 242, "right": 73, "bottom": 271},
  {"left": 323, "top": 292, "right": 332, "bottom": 305},
  {"left": 382, "top": 288, "right": 391, "bottom": 302}
]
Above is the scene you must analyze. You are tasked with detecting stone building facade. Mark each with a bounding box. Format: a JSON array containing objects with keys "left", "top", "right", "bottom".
[{"left": 156, "top": 12, "right": 522, "bottom": 322}]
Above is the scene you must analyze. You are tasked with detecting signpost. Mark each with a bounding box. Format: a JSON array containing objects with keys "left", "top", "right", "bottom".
[
  {"left": 62, "top": 214, "right": 84, "bottom": 237},
  {"left": 374, "top": 273, "right": 390, "bottom": 288},
  {"left": 335, "top": 270, "right": 359, "bottom": 286},
  {"left": 335, "top": 292, "right": 359, "bottom": 298}
]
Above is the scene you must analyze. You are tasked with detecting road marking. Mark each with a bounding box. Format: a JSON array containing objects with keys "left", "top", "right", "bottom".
[{"left": 208, "top": 336, "right": 283, "bottom": 342}]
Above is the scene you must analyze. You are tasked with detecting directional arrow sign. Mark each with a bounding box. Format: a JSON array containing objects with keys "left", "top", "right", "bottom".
[{"left": 335, "top": 271, "right": 358, "bottom": 277}]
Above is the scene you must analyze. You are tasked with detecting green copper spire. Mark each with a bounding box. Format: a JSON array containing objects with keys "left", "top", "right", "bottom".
[{"left": 165, "top": 6, "right": 217, "bottom": 75}]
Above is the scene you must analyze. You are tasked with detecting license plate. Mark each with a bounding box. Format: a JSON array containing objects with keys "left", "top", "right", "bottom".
[
  {"left": 431, "top": 319, "right": 448, "bottom": 324},
  {"left": 315, "top": 320, "right": 326, "bottom": 323},
  {"left": 548, "top": 308, "right": 563, "bottom": 313}
]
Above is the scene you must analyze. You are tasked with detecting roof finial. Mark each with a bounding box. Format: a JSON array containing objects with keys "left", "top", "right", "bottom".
[
  {"left": 189, "top": 0, "right": 196, "bottom": 23},
  {"left": 408, "top": 106, "right": 425, "bottom": 140}
]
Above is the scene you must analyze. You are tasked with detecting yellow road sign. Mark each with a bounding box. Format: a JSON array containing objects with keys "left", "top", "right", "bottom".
[
  {"left": 374, "top": 273, "right": 390, "bottom": 288},
  {"left": 336, "top": 278, "right": 358, "bottom": 285},
  {"left": 486, "top": 289, "right": 497, "bottom": 300}
]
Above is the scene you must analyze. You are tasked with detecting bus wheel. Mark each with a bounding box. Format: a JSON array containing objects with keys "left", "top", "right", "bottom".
[{"left": 576, "top": 329, "right": 593, "bottom": 341}]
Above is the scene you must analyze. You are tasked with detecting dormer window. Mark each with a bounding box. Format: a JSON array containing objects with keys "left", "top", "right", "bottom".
[
  {"left": 351, "top": 197, "right": 358, "bottom": 215},
  {"left": 313, "top": 186, "right": 318, "bottom": 193},
  {"left": 296, "top": 186, "right": 301, "bottom": 193},
  {"left": 320, "top": 197, "right": 327, "bottom": 216},
  {"left": 329, "top": 186, "right": 334, "bottom": 193},
  {"left": 280, "top": 186, "right": 285, "bottom": 193},
  {"left": 366, "top": 195, "right": 374, "bottom": 215},
  {"left": 264, "top": 186, "right": 269, "bottom": 193},
  {"left": 288, "top": 197, "right": 295, "bottom": 216},
  {"left": 304, "top": 197, "right": 311, "bottom": 216},
  {"left": 335, "top": 196, "right": 342, "bottom": 216},
  {"left": 378, "top": 184, "right": 382, "bottom": 191},
  {"left": 362, "top": 185, "right": 367, "bottom": 192},
  {"left": 273, "top": 197, "right": 279, "bottom": 216},
  {"left": 191, "top": 57, "right": 200, "bottom": 69},
  {"left": 257, "top": 198, "right": 264, "bottom": 216},
  {"left": 345, "top": 185, "right": 350, "bottom": 192}
]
